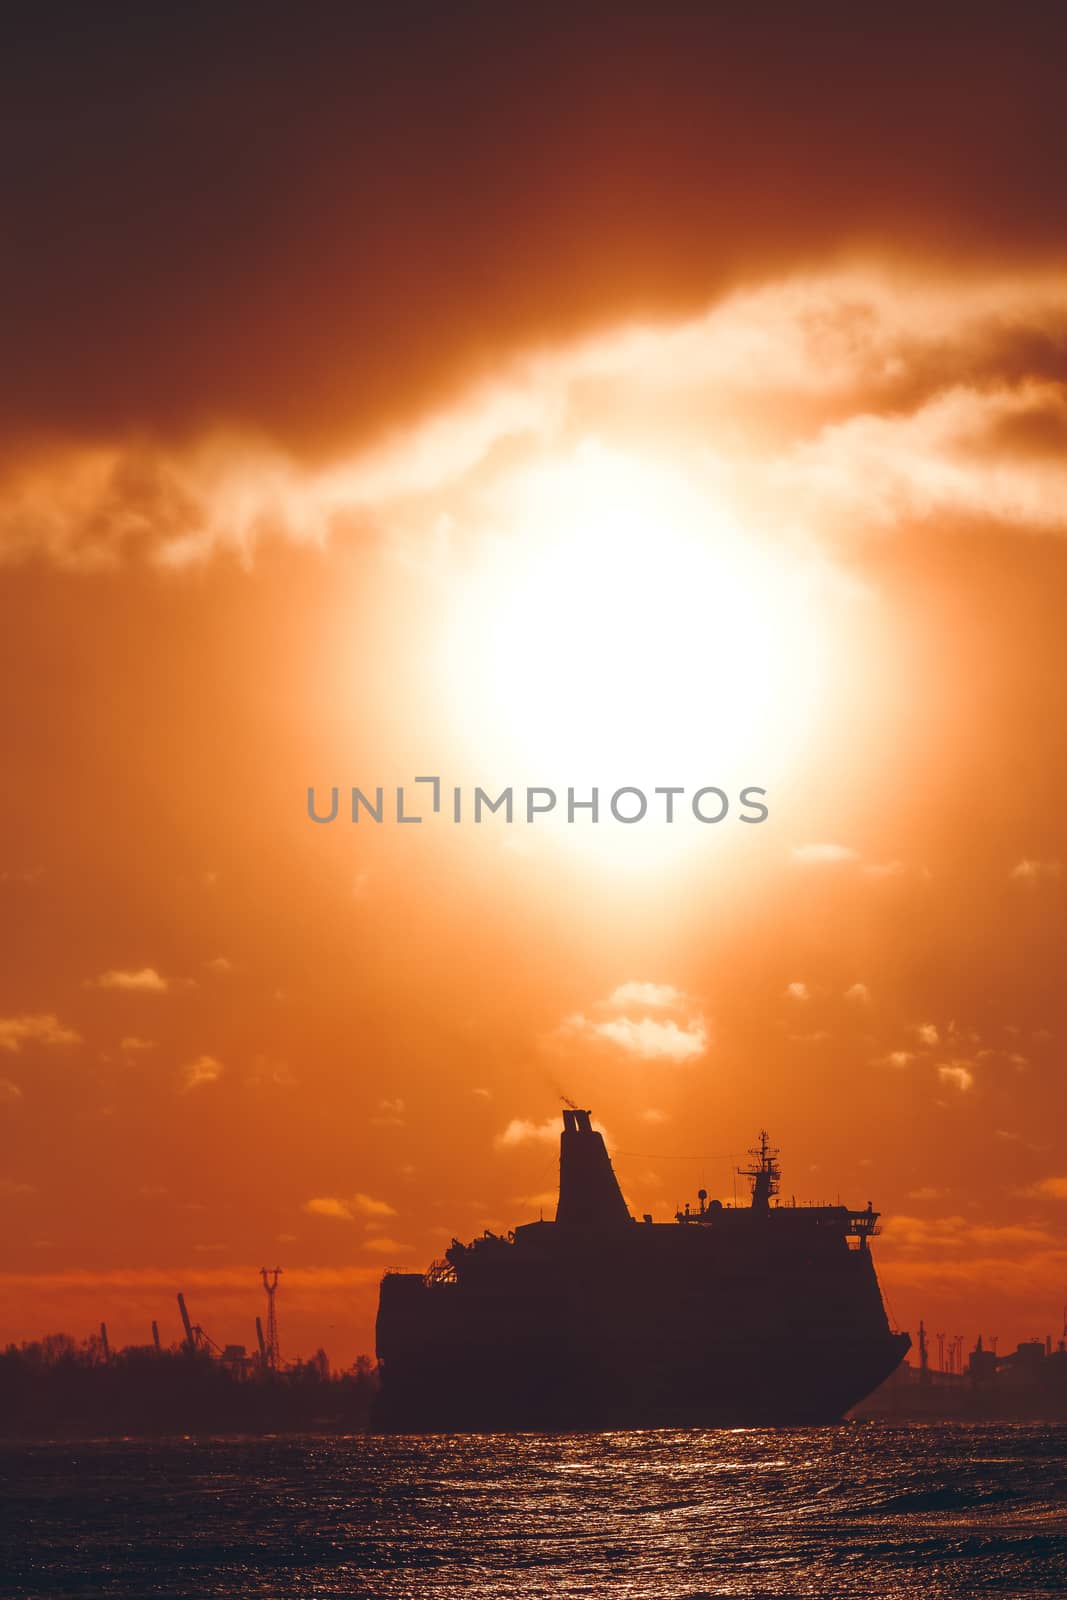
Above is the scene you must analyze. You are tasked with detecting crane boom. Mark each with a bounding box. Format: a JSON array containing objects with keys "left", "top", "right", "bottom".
[{"left": 177, "top": 1292, "right": 195, "bottom": 1352}]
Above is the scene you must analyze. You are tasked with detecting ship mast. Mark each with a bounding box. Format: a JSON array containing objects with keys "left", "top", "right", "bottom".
[{"left": 738, "top": 1130, "right": 781, "bottom": 1212}]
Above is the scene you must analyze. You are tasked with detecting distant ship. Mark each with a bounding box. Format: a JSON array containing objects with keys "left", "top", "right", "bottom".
[{"left": 373, "top": 1108, "right": 910, "bottom": 1430}]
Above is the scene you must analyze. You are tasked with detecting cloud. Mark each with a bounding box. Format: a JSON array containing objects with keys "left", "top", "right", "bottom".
[
  {"left": 0, "top": 1264, "right": 385, "bottom": 1294},
  {"left": 303, "top": 1197, "right": 352, "bottom": 1220},
  {"left": 791, "top": 844, "right": 923, "bottom": 882},
  {"left": 844, "top": 983, "right": 870, "bottom": 1003},
  {"left": 1011, "top": 858, "right": 1063, "bottom": 882},
  {"left": 119, "top": 1036, "right": 155, "bottom": 1053},
  {"left": 92, "top": 967, "right": 169, "bottom": 994},
  {"left": 496, "top": 1117, "right": 563, "bottom": 1148},
  {"left": 562, "top": 981, "right": 707, "bottom": 1063},
  {"left": 0, "top": 1014, "right": 81, "bottom": 1054},
  {"left": 244, "top": 1055, "right": 296, "bottom": 1088},
  {"left": 181, "top": 1054, "right": 223, "bottom": 1090},
  {"left": 572, "top": 1014, "right": 707, "bottom": 1062},
  {"left": 1034, "top": 1177, "right": 1067, "bottom": 1200},
  {"left": 915, "top": 1023, "right": 940, "bottom": 1047},
  {"left": 607, "top": 982, "right": 684, "bottom": 1009},
  {"left": 880, "top": 1214, "right": 1053, "bottom": 1252},
  {"left": 303, "top": 1193, "right": 397, "bottom": 1221},
  {"left": 9, "top": 268, "right": 1067, "bottom": 570},
  {"left": 784, "top": 982, "right": 810, "bottom": 1002},
  {"left": 862, "top": 860, "right": 911, "bottom": 879},
  {"left": 879, "top": 1050, "right": 916, "bottom": 1069},
  {"left": 0, "top": 1079, "right": 23, "bottom": 1104},
  {"left": 792, "top": 843, "right": 859, "bottom": 865},
  {"left": 772, "top": 376, "right": 1067, "bottom": 538},
  {"left": 371, "top": 1097, "right": 406, "bottom": 1127},
  {"left": 937, "top": 1061, "right": 975, "bottom": 1092},
  {"left": 350, "top": 1193, "right": 398, "bottom": 1218},
  {"left": 204, "top": 956, "right": 233, "bottom": 974},
  {"left": 362, "top": 1237, "right": 414, "bottom": 1255},
  {"left": 642, "top": 1107, "right": 669, "bottom": 1125}
]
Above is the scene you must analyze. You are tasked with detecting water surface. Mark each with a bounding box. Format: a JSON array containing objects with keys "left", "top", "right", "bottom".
[{"left": 3, "top": 1423, "right": 1066, "bottom": 1597}]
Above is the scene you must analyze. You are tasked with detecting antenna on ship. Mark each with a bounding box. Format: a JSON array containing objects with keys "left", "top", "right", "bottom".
[
  {"left": 738, "top": 1130, "right": 781, "bottom": 1212},
  {"left": 260, "top": 1267, "right": 282, "bottom": 1370}
]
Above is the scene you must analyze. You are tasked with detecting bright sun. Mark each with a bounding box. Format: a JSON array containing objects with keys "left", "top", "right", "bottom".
[{"left": 440, "top": 441, "right": 824, "bottom": 852}]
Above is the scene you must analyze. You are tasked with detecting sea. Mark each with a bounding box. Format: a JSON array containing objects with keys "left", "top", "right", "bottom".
[{"left": 3, "top": 1423, "right": 1066, "bottom": 1599}]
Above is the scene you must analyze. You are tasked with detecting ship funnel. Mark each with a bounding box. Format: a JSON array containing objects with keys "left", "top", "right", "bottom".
[{"left": 555, "top": 1108, "right": 632, "bottom": 1226}]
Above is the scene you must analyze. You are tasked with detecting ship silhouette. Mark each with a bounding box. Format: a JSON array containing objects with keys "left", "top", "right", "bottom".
[{"left": 373, "top": 1109, "right": 909, "bottom": 1430}]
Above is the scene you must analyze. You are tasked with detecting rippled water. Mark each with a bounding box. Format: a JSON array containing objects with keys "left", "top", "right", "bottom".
[{"left": 3, "top": 1424, "right": 1066, "bottom": 1598}]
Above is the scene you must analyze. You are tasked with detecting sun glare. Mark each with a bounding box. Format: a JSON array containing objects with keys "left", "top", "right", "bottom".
[{"left": 439, "top": 442, "right": 824, "bottom": 859}]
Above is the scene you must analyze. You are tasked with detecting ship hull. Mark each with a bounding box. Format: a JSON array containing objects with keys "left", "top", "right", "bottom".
[{"left": 372, "top": 1331, "right": 910, "bottom": 1433}]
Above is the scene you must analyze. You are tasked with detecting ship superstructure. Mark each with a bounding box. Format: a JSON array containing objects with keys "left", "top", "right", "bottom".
[{"left": 374, "top": 1108, "right": 909, "bottom": 1430}]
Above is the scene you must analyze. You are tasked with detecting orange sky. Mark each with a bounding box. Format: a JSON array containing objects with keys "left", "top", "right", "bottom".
[{"left": 3, "top": 6, "right": 1067, "bottom": 1366}]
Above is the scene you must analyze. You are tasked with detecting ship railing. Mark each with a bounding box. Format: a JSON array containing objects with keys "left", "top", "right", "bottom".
[
  {"left": 847, "top": 1211, "right": 881, "bottom": 1237},
  {"left": 424, "top": 1258, "right": 458, "bottom": 1287}
]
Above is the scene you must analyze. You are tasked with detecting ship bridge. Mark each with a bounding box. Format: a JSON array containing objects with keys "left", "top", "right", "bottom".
[{"left": 675, "top": 1130, "right": 882, "bottom": 1247}]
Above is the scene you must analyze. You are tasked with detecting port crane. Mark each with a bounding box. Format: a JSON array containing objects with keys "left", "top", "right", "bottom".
[{"left": 176, "top": 1291, "right": 224, "bottom": 1356}]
